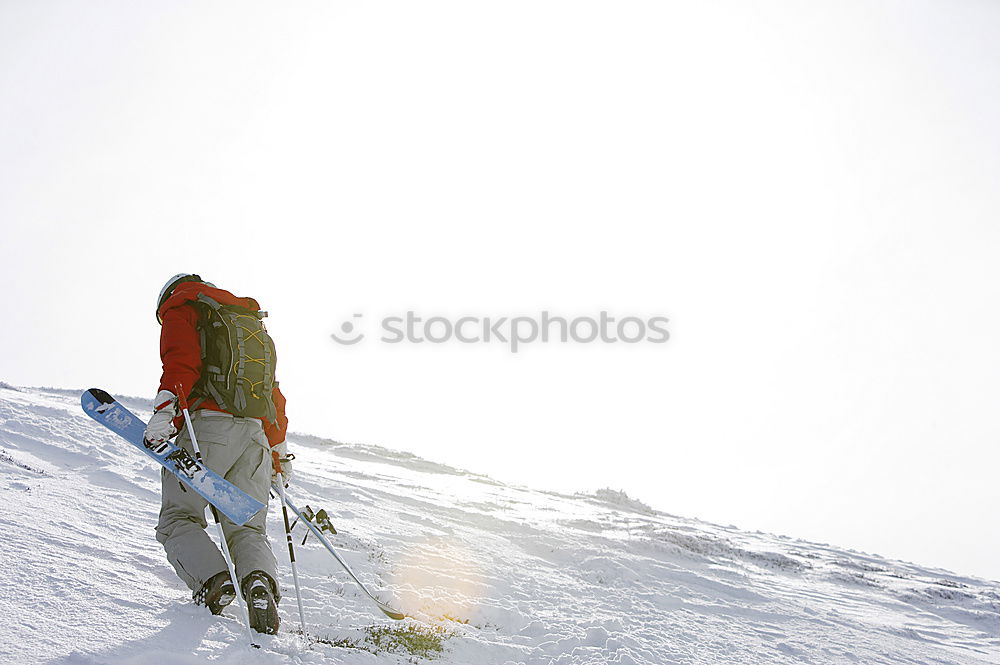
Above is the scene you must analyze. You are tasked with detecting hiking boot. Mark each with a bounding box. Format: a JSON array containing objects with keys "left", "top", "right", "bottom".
[
  {"left": 242, "top": 571, "right": 280, "bottom": 635},
  {"left": 193, "top": 571, "right": 236, "bottom": 615}
]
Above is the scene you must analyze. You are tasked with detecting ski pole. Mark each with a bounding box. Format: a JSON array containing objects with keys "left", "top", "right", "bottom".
[
  {"left": 272, "top": 451, "right": 306, "bottom": 636},
  {"left": 176, "top": 386, "right": 260, "bottom": 649},
  {"left": 272, "top": 484, "right": 405, "bottom": 620}
]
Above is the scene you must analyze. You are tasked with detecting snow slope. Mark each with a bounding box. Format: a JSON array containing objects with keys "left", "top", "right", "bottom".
[{"left": 1, "top": 384, "right": 998, "bottom": 665}]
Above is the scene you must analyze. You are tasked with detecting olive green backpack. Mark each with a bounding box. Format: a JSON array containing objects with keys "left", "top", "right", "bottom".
[{"left": 191, "top": 292, "right": 278, "bottom": 424}]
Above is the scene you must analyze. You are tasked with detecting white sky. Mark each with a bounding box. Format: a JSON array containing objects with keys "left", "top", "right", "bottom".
[{"left": 2, "top": 1, "right": 999, "bottom": 580}]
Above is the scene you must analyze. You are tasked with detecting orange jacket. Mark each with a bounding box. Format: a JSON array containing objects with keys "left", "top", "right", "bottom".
[{"left": 157, "top": 282, "right": 288, "bottom": 446}]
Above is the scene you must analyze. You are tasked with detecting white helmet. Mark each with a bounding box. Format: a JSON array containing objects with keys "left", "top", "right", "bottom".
[{"left": 156, "top": 273, "right": 212, "bottom": 324}]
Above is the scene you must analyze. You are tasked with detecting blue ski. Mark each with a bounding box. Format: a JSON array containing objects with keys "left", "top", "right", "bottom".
[{"left": 81, "top": 388, "right": 265, "bottom": 526}]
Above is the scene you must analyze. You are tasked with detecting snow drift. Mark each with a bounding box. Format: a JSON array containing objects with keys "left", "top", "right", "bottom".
[{"left": 0, "top": 384, "right": 998, "bottom": 664}]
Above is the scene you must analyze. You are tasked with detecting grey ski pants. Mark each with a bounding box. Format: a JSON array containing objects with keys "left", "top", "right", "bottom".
[{"left": 155, "top": 410, "right": 278, "bottom": 597}]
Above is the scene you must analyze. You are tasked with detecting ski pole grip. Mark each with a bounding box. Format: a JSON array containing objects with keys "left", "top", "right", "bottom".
[
  {"left": 271, "top": 449, "right": 282, "bottom": 474},
  {"left": 174, "top": 384, "right": 188, "bottom": 411}
]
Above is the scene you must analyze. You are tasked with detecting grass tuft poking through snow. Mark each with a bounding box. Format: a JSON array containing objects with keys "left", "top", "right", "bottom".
[{"left": 314, "top": 624, "right": 451, "bottom": 659}]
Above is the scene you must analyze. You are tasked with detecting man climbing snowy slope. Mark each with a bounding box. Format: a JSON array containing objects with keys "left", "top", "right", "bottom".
[{"left": 143, "top": 273, "right": 292, "bottom": 634}]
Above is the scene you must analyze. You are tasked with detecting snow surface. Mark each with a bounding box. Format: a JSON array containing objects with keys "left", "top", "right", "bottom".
[{"left": 1, "top": 384, "right": 998, "bottom": 665}]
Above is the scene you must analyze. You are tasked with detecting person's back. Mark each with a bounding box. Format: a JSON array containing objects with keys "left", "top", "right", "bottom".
[{"left": 144, "top": 273, "right": 293, "bottom": 634}]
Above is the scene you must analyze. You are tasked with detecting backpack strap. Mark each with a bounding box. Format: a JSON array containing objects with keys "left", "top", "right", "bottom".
[
  {"left": 202, "top": 378, "right": 231, "bottom": 412},
  {"left": 196, "top": 292, "right": 223, "bottom": 310}
]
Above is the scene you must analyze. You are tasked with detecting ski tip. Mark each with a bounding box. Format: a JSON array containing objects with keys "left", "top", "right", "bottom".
[
  {"left": 382, "top": 608, "right": 406, "bottom": 621},
  {"left": 84, "top": 388, "right": 115, "bottom": 404}
]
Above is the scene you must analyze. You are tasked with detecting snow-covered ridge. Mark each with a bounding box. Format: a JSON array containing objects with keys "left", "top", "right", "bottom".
[{"left": 0, "top": 384, "right": 998, "bottom": 665}]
